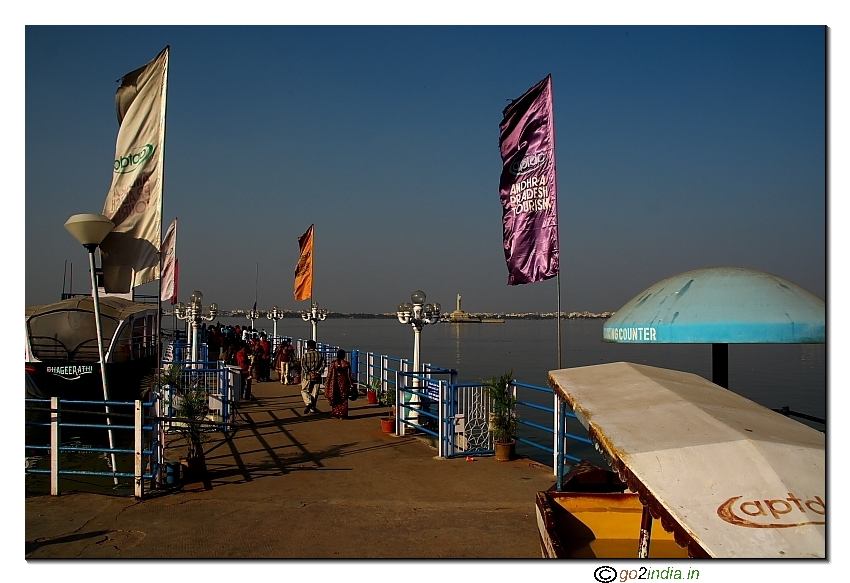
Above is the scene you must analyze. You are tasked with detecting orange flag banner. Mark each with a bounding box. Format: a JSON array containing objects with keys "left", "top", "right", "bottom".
[{"left": 294, "top": 224, "right": 314, "bottom": 301}]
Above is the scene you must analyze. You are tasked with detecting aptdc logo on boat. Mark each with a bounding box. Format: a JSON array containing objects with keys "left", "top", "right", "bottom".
[
  {"left": 717, "top": 493, "right": 825, "bottom": 528},
  {"left": 46, "top": 365, "right": 94, "bottom": 380},
  {"left": 114, "top": 143, "right": 154, "bottom": 174}
]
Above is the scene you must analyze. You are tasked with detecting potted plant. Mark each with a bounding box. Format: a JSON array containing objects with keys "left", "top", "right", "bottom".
[
  {"left": 139, "top": 361, "right": 182, "bottom": 398},
  {"left": 366, "top": 377, "right": 380, "bottom": 405},
  {"left": 176, "top": 385, "right": 210, "bottom": 482},
  {"left": 379, "top": 382, "right": 396, "bottom": 434},
  {"left": 139, "top": 362, "right": 187, "bottom": 485},
  {"left": 485, "top": 371, "right": 518, "bottom": 461},
  {"left": 160, "top": 361, "right": 183, "bottom": 388}
]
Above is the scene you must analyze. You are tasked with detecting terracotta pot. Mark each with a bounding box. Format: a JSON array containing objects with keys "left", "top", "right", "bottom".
[
  {"left": 367, "top": 390, "right": 378, "bottom": 404},
  {"left": 494, "top": 440, "right": 515, "bottom": 462},
  {"left": 380, "top": 417, "right": 395, "bottom": 434}
]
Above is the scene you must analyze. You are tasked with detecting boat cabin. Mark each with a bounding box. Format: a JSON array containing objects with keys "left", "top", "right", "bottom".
[{"left": 25, "top": 296, "right": 159, "bottom": 400}]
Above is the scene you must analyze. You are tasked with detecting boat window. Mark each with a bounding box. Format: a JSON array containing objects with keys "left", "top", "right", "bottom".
[
  {"left": 132, "top": 316, "right": 154, "bottom": 359},
  {"left": 147, "top": 315, "right": 156, "bottom": 356},
  {"left": 27, "top": 310, "right": 119, "bottom": 363}
]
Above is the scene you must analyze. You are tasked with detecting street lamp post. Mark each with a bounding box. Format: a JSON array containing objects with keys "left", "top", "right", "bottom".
[
  {"left": 396, "top": 290, "right": 441, "bottom": 428},
  {"left": 300, "top": 302, "right": 327, "bottom": 342},
  {"left": 267, "top": 306, "right": 285, "bottom": 347},
  {"left": 174, "top": 290, "right": 217, "bottom": 367},
  {"left": 64, "top": 213, "right": 119, "bottom": 484},
  {"left": 246, "top": 307, "right": 260, "bottom": 332}
]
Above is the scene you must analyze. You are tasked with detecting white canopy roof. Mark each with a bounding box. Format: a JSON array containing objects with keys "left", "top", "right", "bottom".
[
  {"left": 25, "top": 296, "right": 155, "bottom": 322},
  {"left": 548, "top": 362, "right": 825, "bottom": 558}
]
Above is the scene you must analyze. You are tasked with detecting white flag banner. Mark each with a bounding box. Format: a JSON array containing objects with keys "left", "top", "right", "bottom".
[
  {"left": 100, "top": 46, "right": 169, "bottom": 293},
  {"left": 160, "top": 218, "right": 177, "bottom": 302}
]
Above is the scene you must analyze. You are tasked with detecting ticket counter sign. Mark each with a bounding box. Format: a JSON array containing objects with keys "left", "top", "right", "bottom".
[{"left": 603, "top": 267, "right": 824, "bottom": 344}]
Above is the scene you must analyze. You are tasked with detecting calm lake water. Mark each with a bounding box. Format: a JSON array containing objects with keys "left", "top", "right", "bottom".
[{"left": 218, "top": 317, "right": 826, "bottom": 420}]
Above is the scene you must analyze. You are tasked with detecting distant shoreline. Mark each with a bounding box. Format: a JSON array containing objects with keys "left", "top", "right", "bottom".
[{"left": 161, "top": 310, "right": 613, "bottom": 320}]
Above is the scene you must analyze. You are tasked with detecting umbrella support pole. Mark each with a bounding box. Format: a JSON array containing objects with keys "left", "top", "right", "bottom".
[
  {"left": 637, "top": 504, "right": 653, "bottom": 558},
  {"left": 712, "top": 343, "right": 728, "bottom": 389}
]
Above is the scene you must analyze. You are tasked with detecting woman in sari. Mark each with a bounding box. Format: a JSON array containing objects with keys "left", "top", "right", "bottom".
[{"left": 324, "top": 349, "right": 354, "bottom": 419}]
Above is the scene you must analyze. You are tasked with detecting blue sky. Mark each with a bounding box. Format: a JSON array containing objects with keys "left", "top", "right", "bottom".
[{"left": 23, "top": 23, "right": 827, "bottom": 315}]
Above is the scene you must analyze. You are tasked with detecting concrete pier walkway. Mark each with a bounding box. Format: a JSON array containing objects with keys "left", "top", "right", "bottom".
[{"left": 25, "top": 378, "right": 556, "bottom": 559}]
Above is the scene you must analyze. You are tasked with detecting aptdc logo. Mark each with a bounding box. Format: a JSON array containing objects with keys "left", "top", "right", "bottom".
[
  {"left": 717, "top": 493, "right": 825, "bottom": 528},
  {"left": 510, "top": 151, "right": 546, "bottom": 176},
  {"left": 114, "top": 144, "right": 155, "bottom": 174}
]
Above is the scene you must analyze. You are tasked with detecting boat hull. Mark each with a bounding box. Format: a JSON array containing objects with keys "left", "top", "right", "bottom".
[{"left": 25, "top": 356, "right": 157, "bottom": 402}]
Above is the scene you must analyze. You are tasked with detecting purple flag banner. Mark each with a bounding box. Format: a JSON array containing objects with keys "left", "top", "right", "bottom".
[{"left": 499, "top": 75, "right": 559, "bottom": 285}]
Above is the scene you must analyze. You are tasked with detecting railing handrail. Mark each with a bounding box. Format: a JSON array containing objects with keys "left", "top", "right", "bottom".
[
  {"left": 511, "top": 380, "right": 551, "bottom": 392},
  {"left": 27, "top": 399, "right": 155, "bottom": 407},
  {"left": 26, "top": 395, "right": 162, "bottom": 499}
]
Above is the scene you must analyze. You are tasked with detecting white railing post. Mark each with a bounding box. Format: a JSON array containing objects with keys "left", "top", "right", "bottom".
[
  {"left": 381, "top": 354, "right": 388, "bottom": 390},
  {"left": 553, "top": 392, "right": 559, "bottom": 475},
  {"left": 219, "top": 366, "right": 227, "bottom": 428},
  {"left": 396, "top": 370, "right": 402, "bottom": 436},
  {"left": 438, "top": 380, "right": 445, "bottom": 458},
  {"left": 50, "top": 397, "right": 60, "bottom": 496},
  {"left": 135, "top": 399, "right": 143, "bottom": 499},
  {"left": 154, "top": 392, "right": 163, "bottom": 489}
]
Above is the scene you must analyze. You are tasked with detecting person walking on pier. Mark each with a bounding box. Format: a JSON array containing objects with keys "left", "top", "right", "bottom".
[
  {"left": 324, "top": 349, "right": 354, "bottom": 419},
  {"left": 301, "top": 340, "right": 325, "bottom": 414},
  {"left": 259, "top": 333, "right": 271, "bottom": 381},
  {"left": 274, "top": 339, "right": 294, "bottom": 384},
  {"left": 236, "top": 341, "right": 252, "bottom": 400},
  {"left": 272, "top": 341, "right": 285, "bottom": 383},
  {"left": 250, "top": 337, "right": 263, "bottom": 383}
]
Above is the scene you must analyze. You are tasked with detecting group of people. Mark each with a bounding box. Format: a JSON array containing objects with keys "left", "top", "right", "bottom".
[
  {"left": 299, "top": 341, "right": 354, "bottom": 419},
  {"left": 194, "top": 323, "right": 290, "bottom": 400},
  {"left": 191, "top": 323, "right": 355, "bottom": 417}
]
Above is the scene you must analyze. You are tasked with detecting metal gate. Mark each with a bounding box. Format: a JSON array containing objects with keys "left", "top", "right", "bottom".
[{"left": 447, "top": 383, "right": 494, "bottom": 457}]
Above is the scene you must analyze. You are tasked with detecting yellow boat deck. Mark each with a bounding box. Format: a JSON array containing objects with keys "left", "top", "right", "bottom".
[{"left": 536, "top": 492, "right": 690, "bottom": 559}]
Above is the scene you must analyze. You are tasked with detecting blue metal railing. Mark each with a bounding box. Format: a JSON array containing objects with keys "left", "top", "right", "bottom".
[
  {"left": 511, "top": 380, "right": 596, "bottom": 490},
  {"left": 155, "top": 362, "right": 240, "bottom": 432},
  {"left": 164, "top": 341, "right": 208, "bottom": 366},
  {"left": 379, "top": 369, "right": 592, "bottom": 474},
  {"left": 342, "top": 345, "right": 597, "bottom": 476},
  {"left": 25, "top": 395, "right": 162, "bottom": 497},
  {"left": 511, "top": 381, "right": 591, "bottom": 464},
  {"left": 394, "top": 371, "right": 454, "bottom": 456},
  {"left": 512, "top": 381, "right": 556, "bottom": 459}
]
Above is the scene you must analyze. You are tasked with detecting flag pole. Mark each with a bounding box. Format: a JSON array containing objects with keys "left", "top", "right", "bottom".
[
  {"left": 310, "top": 225, "right": 314, "bottom": 341},
  {"left": 557, "top": 273, "right": 562, "bottom": 369},
  {"left": 310, "top": 224, "right": 314, "bottom": 341},
  {"left": 156, "top": 48, "right": 169, "bottom": 400}
]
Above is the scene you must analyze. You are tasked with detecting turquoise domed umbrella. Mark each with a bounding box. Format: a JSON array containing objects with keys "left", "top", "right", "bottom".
[{"left": 602, "top": 267, "right": 825, "bottom": 388}]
